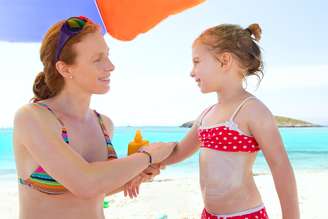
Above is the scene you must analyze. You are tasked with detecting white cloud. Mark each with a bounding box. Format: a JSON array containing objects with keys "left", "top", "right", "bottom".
[
  {"left": 248, "top": 65, "right": 328, "bottom": 90},
  {"left": 0, "top": 42, "right": 41, "bottom": 127}
]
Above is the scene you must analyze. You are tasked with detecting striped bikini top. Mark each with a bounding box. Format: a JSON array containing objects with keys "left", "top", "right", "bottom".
[
  {"left": 18, "top": 102, "right": 118, "bottom": 195},
  {"left": 198, "top": 96, "right": 260, "bottom": 153}
]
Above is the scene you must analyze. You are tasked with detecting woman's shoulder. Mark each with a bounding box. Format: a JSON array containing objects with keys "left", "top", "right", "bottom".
[
  {"left": 14, "top": 103, "right": 43, "bottom": 121},
  {"left": 14, "top": 102, "right": 60, "bottom": 129}
]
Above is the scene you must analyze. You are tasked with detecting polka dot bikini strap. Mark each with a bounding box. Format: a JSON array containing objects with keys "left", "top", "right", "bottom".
[
  {"left": 199, "top": 104, "right": 216, "bottom": 127},
  {"left": 229, "top": 96, "right": 257, "bottom": 122}
]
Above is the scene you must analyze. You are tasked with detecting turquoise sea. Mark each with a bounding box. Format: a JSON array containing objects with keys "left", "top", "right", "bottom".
[{"left": 1, "top": 127, "right": 328, "bottom": 178}]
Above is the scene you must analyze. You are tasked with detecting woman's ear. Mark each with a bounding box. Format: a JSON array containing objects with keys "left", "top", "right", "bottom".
[{"left": 55, "top": 61, "right": 73, "bottom": 79}]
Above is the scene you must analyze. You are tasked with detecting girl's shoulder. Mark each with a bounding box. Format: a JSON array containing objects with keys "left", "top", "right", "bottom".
[
  {"left": 244, "top": 97, "right": 272, "bottom": 117},
  {"left": 243, "top": 97, "right": 275, "bottom": 126}
]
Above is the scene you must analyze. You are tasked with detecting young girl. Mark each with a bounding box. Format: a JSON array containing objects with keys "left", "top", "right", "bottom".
[{"left": 159, "top": 23, "right": 300, "bottom": 218}]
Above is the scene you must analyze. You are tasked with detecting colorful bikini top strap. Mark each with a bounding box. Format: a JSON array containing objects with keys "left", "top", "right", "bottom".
[
  {"left": 34, "top": 102, "right": 69, "bottom": 144},
  {"left": 93, "top": 110, "right": 113, "bottom": 146},
  {"left": 229, "top": 96, "right": 257, "bottom": 122},
  {"left": 35, "top": 102, "right": 64, "bottom": 125}
]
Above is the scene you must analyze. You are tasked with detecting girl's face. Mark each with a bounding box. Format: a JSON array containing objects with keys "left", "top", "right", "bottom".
[
  {"left": 191, "top": 44, "right": 227, "bottom": 93},
  {"left": 67, "top": 31, "right": 115, "bottom": 94}
]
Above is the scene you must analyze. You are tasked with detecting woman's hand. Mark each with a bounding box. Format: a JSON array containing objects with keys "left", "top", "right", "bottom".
[{"left": 143, "top": 163, "right": 161, "bottom": 176}]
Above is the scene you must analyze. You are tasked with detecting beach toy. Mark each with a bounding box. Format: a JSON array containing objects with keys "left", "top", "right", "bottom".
[
  {"left": 103, "top": 197, "right": 109, "bottom": 208},
  {"left": 128, "top": 130, "right": 149, "bottom": 155}
]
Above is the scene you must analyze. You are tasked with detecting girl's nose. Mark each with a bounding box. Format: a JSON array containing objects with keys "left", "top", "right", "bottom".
[{"left": 190, "top": 70, "right": 195, "bottom": 78}]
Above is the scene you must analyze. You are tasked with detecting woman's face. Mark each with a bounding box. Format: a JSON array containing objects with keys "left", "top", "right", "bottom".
[
  {"left": 69, "top": 30, "right": 115, "bottom": 94},
  {"left": 191, "top": 44, "right": 225, "bottom": 93}
]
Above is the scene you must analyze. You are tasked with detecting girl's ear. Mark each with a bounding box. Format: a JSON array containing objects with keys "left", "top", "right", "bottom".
[
  {"left": 215, "top": 52, "right": 232, "bottom": 70},
  {"left": 220, "top": 52, "right": 233, "bottom": 69}
]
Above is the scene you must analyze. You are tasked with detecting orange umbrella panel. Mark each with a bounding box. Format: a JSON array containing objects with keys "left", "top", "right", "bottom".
[{"left": 96, "top": 0, "right": 206, "bottom": 41}]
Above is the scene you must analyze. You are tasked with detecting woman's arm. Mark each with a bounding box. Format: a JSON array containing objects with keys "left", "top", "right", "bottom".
[
  {"left": 101, "top": 115, "right": 161, "bottom": 198},
  {"left": 101, "top": 115, "right": 125, "bottom": 196},
  {"left": 14, "top": 104, "right": 174, "bottom": 199},
  {"left": 248, "top": 101, "right": 300, "bottom": 219},
  {"left": 105, "top": 185, "right": 124, "bottom": 196}
]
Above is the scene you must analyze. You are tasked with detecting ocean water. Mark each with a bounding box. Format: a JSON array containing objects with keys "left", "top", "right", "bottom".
[{"left": 1, "top": 127, "right": 328, "bottom": 178}]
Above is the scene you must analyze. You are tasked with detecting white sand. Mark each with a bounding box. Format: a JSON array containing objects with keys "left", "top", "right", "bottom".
[{"left": 1, "top": 170, "right": 326, "bottom": 219}]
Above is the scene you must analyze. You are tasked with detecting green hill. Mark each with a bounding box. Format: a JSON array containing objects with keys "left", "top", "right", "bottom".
[{"left": 274, "top": 116, "right": 320, "bottom": 127}]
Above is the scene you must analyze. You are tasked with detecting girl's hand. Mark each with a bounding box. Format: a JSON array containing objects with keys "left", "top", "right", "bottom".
[
  {"left": 123, "top": 164, "right": 162, "bottom": 198},
  {"left": 123, "top": 172, "right": 149, "bottom": 198}
]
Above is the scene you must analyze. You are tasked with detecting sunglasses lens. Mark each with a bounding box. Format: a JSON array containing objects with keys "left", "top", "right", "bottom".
[
  {"left": 55, "top": 16, "right": 90, "bottom": 62},
  {"left": 66, "top": 17, "right": 86, "bottom": 31}
]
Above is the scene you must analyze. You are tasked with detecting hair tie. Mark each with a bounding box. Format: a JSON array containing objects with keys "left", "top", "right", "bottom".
[{"left": 245, "top": 28, "right": 252, "bottom": 35}]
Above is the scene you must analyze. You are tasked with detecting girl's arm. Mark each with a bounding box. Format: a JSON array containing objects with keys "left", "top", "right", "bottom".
[
  {"left": 161, "top": 122, "right": 200, "bottom": 166},
  {"left": 248, "top": 101, "right": 300, "bottom": 219}
]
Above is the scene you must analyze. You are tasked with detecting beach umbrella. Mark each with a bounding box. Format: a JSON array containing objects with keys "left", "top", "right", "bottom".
[{"left": 0, "top": 0, "right": 205, "bottom": 42}]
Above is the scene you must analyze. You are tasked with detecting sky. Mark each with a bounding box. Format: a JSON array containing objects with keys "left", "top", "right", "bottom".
[{"left": 0, "top": 0, "right": 327, "bottom": 127}]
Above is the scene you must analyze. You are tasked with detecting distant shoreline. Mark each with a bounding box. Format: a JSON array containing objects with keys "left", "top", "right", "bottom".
[
  {"left": 0, "top": 126, "right": 326, "bottom": 130},
  {"left": 180, "top": 116, "right": 324, "bottom": 128}
]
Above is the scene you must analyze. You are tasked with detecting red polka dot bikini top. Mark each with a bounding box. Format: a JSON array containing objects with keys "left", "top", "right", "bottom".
[{"left": 198, "top": 96, "right": 260, "bottom": 153}]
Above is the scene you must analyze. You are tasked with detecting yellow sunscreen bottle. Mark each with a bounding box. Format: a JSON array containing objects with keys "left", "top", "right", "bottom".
[{"left": 128, "top": 130, "right": 149, "bottom": 155}]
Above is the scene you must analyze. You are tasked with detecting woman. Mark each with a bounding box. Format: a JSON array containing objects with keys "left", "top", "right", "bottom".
[{"left": 13, "top": 16, "right": 176, "bottom": 219}]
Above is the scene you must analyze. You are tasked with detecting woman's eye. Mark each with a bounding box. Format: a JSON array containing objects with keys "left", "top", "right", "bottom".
[{"left": 193, "top": 58, "right": 199, "bottom": 64}]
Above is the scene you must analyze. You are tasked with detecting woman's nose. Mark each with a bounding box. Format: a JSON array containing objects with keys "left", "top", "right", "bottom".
[{"left": 105, "top": 58, "right": 115, "bottom": 72}]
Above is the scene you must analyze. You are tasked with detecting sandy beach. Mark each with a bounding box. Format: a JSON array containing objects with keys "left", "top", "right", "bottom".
[{"left": 0, "top": 169, "right": 326, "bottom": 219}]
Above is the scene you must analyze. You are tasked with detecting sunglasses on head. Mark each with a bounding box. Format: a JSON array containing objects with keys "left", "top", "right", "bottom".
[{"left": 55, "top": 16, "right": 91, "bottom": 62}]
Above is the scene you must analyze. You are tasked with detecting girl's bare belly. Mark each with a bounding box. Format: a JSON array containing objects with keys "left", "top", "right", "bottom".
[
  {"left": 199, "top": 148, "right": 263, "bottom": 214},
  {"left": 19, "top": 186, "right": 106, "bottom": 219}
]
